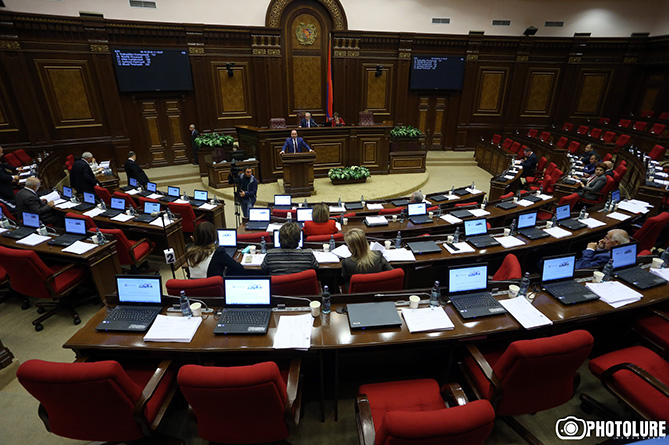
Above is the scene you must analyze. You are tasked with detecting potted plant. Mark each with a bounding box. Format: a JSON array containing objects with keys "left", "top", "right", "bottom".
[
  {"left": 390, "top": 125, "right": 422, "bottom": 152},
  {"left": 328, "top": 165, "right": 371, "bottom": 184},
  {"left": 194, "top": 132, "right": 234, "bottom": 163}
]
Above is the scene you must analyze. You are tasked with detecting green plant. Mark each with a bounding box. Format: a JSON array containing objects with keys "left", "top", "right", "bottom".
[
  {"left": 390, "top": 125, "right": 421, "bottom": 139},
  {"left": 328, "top": 166, "right": 371, "bottom": 181},
  {"left": 194, "top": 132, "right": 234, "bottom": 147}
]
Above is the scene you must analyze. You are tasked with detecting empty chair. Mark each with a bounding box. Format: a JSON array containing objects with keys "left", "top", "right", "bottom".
[
  {"left": 491, "top": 134, "right": 502, "bottom": 145},
  {"left": 602, "top": 131, "right": 616, "bottom": 143},
  {"left": 615, "top": 134, "right": 631, "bottom": 148},
  {"left": 3, "top": 152, "right": 21, "bottom": 168},
  {"left": 641, "top": 110, "right": 655, "bottom": 118},
  {"left": 356, "top": 378, "right": 495, "bottom": 445},
  {"left": 649, "top": 144, "right": 666, "bottom": 161},
  {"left": 556, "top": 136, "right": 568, "bottom": 148},
  {"left": 567, "top": 140, "right": 581, "bottom": 154},
  {"left": 166, "top": 276, "right": 225, "bottom": 298},
  {"left": 237, "top": 231, "right": 271, "bottom": 243},
  {"left": 526, "top": 129, "right": 538, "bottom": 138},
  {"left": 271, "top": 208, "right": 297, "bottom": 219},
  {"left": 613, "top": 166, "right": 627, "bottom": 186},
  {"left": 499, "top": 192, "right": 515, "bottom": 200},
  {"left": 14, "top": 149, "right": 32, "bottom": 165},
  {"left": 269, "top": 118, "right": 286, "bottom": 129},
  {"left": 305, "top": 233, "right": 344, "bottom": 243},
  {"left": 633, "top": 121, "right": 648, "bottom": 131},
  {"left": 540, "top": 131, "right": 551, "bottom": 142},
  {"left": 379, "top": 207, "right": 403, "bottom": 215},
  {"left": 509, "top": 141, "right": 521, "bottom": 153},
  {"left": 178, "top": 360, "right": 302, "bottom": 444},
  {"left": 94, "top": 185, "right": 112, "bottom": 206},
  {"left": 590, "top": 128, "right": 602, "bottom": 139},
  {"left": 660, "top": 112, "right": 669, "bottom": 120},
  {"left": 492, "top": 254, "right": 522, "bottom": 281},
  {"left": 634, "top": 310, "right": 669, "bottom": 355},
  {"left": 168, "top": 202, "right": 204, "bottom": 234},
  {"left": 632, "top": 211, "right": 669, "bottom": 252},
  {"left": 501, "top": 138, "right": 513, "bottom": 149},
  {"left": 650, "top": 123, "right": 666, "bottom": 135},
  {"left": 577, "top": 125, "right": 589, "bottom": 135},
  {"left": 138, "top": 196, "right": 160, "bottom": 207},
  {"left": 618, "top": 119, "right": 631, "bottom": 128},
  {"left": 359, "top": 111, "right": 374, "bottom": 126},
  {"left": 598, "top": 117, "right": 611, "bottom": 124},
  {"left": 562, "top": 122, "right": 574, "bottom": 132},
  {"left": 112, "top": 191, "right": 139, "bottom": 209},
  {"left": 17, "top": 358, "right": 180, "bottom": 443},
  {"left": 614, "top": 161, "right": 627, "bottom": 177},
  {"left": 538, "top": 193, "right": 581, "bottom": 220},
  {"left": 349, "top": 268, "right": 404, "bottom": 294},
  {"left": 602, "top": 152, "right": 613, "bottom": 162},
  {"left": 271, "top": 269, "right": 320, "bottom": 296},
  {"left": 99, "top": 228, "right": 155, "bottom": 272}
]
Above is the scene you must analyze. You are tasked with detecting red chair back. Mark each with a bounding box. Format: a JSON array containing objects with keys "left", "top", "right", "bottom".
[
  {"left": 379, "top": 207, "right": 403, "bottom": 215},
  {"left": 602, "top": 153, "right": 613, "bottom": 162},
  {"left": 540, "top": 131, "right": 551, "bottom": 142},
  {"left": 598, "top": 117, "right": 610, "bottom": 124},
  {"left": 166, "top": 276, "right": 225, "bottom": 298},
  {"left": 0, "top": 202, "right": 17, "bottom": 221},
  {"left": 305, "top": 233, "right": 344, "bottom": 243},
  {"left": 562, "top": 122, "right": 573, "bottom": 132},
  {"left": 491, "top": 134, "right": 502, "bottom": 145},
  {"left": 615, "top": 134, "right": 631, "bottom": 147},
  {"left": 499, "top": 192, "right": 514, "bottom": 200},
  {"left": 641, "top": 110, "right": 654, "bottom": 118},
  {"left": 14, "top": 149, "right": 32, "bottom": 165},
  {"left": 237, "top": 232, "right": 270, "bottom": 243},
  {"left": 94, "top": 185, "right": 112, "bottom": 206},
  {"left": 349, "top": 268, "right": 404, "bottom": 293},
  {"left": 649, "top": 145, "right": 666, "bottom": 161},
  {"left": 526, "top": 129, "right": 538, "bottom": 138},
  {"left": 567, "top": 141, "right": 581, "bottom": 154},
  {"left": 167, "top": 202, "right": 198, "bottom": 233},
  {"left": 271, "top": 269, "right": 319, "bottom": 296},
  {"left": 660, "top": 112, "right": 669, "bottom": 120},
  {"left": 112, "top": 191, "right": 138, "bottom": 209},
  {"left": 602, "top": 131, "right": 616, "bottom": 143},
  {"left": 99, "top": 228, "right": 153, "bottom": 266},
  {"left": 633, "top": 121, "right": 647, "bottom": 131},
  {"left": 632, "top": 212, "right": 669, "bottom": 252},
  {"left": 618, "top": 119, "right": 631, "bottom": 128},
  {"left": 0, "top": 246, "right": 59, "bottom": 300},
  {"left": 577, "top": 125, "right": 589, "bottom": 135},
  {"left": 65, "top": 212, "right": 97, "bottom": 230},
  {"left": 502, "top": 138, "right": 513, "bottom": 149},
  {"left": 650, "top": 123, "right": 666, "bottom": 135},
  {"left": 4, "top": 152, "right": 21, "bottom": 168},
  {"left": 590, "top": 128, "right": 602, "bottom": 138},
  {"left": 269, "top": 118, "right": 286, "bottom": 129},
  {"left": 271, "top": 208, "right": 297, "bottom": 219},
  {"left": 492, "top": 254, "right": 522, "bottom": 281},
  {"left": 509, "top": 142, "right": 521, "bottom": 153},
  {"left": 536, "top": 156, "right": 547, "bottom": 173},
  {"left": 556, "top": 137, "right": 567, "bottom": 148},
  {"left": 139, "top": 196, "right": 160, "bottom": 207}
]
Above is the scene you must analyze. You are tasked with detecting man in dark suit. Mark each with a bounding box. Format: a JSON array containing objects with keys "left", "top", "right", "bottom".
[
  {"left": 520, "top": 147, "right": 538, "bottom": 178},
  {"left": 0, "top": 146, "right": 19, "bottom": 207},
  {"left": 603, "top": 161, "right": 615, "bottom": 178},
  {"left": 576, "top": 163, "right": 608, "bottom": 200},
  {"left": 123, "top": 151, "right": 149, "bottom": 187},
  {"left": 299, "top": 112, "right": 318, "bottom": 128},
  {"left": 189, "top": 124, "right": 200, "bottom": 165},
  {"left": 69, "top": 152, "right": 99, "bottom": 195},
  {"left": 280, "top": 130, "right": 314, "bottom": 155},
  {"left": 575, "top": 229, "right": 629, "bottom": 269},
  {"left": 16, "top": 177, "right": 63, "bottom": 227}
]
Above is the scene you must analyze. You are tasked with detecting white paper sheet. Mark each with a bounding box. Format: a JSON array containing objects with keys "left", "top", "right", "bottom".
[
  {"left": 445, "top": 194, "right": 460, "bottom": 200},
  {"left": 61, "top": 240, "right": 98, "bottom": 254},
  {"left": 16, "top": 233, "right": 50, "bottom": 246},
  {"left": 401, "top": 307, "right": 454, "bottom": 333},
  {"left": 495, "top": 236, "right": 526, "bottom": 248},
  {"left": 56, "top": 201, "right": 79, "bottom": 209},
  {"left": 504, "top": 175, "right": 516, "bottom": 180},
  {"left": 84, "top": 208, "right": 105, "bottom": 217},
  {"left": 383, "top": 248, "right": 416, "bottom": 262},
  {"left": 607, "top": 212, "right": 632, "bottom": 221},
  {"left": 19, "top": 178, "right": 27, "bottom": 184},
  {"left": 499, "top": 297, "right": 553, "bottom": 329},
  {"left": 545, "top": 227, "right": 572, "bottom": 239},
  {"left": 443, "top": 242, "right": 475, "bottom": 254},
  {"left": 273, "top": 314, "right": 313, "bottom": 350},
  {"left": 126, "top": 189, "right": 140, "bottom": 195},
  {"left": 173, "top": 198, "right": 190, "bottom": 204},
  {"left": 537, "top": 193, "right": 553, "bottom": 201},
  {"left": 581, "top": 217, "right": 606, "bottom": 229},
  {"left": 331, "top": 244, "right": 352, "bottom": 258},
  {"left": 585, "top": 282, "right": 642, "bottom": 308},
  {"left": 241, "top": 253, "right": 266, "bottom": 266},
  {"left": 329, "top": 206, "right": 346, "bottom": 213},
  {"left": 627, "top": 199, "right": 652, "bottom": 208},
  {"left": 469, "top": 209, "right": 491, "bottom": 217},
  {"left": 650, "top": 268, "right": 669, "bottom": 281},
  {"left": 370, "top": 241, "right": 385, "bottom": 251},
  {"left": 441, "top": 214, "right": 463, "bottom": 224},
  {"left": 366, "top": 203, "right": 384, "bottom": 210},
  {"left": 19, "top": 171, "right": 31, "bottom": 177},
  {"left": 617, "top": 201, "right": 650, "bottom": 214},
  {"left": 465, "top": 187, "right": 483, "bottom": 194},
  {"left": 335, "top": 222, "right": 342, "bottom": 231},
  {"left": 146, "top": 193, "right": 163, "bottom": 200},
  {"left": 41, "top": 190, "right": 61, "bottom": 202},
  {"left": 0, "top": 228, "right": 7, "bottom": 234},
  {"left": 143, "top": 314, "right": 202, "bottom": 343},
  {"left": 516, "top": 199, "right": 535, "bottom": 207},
  {"left": 111, "top": 213, "right": 135, "bottom": 222},
  {"left": 365, "top": 216, "right": 388, "bottom": 226},
  {"left": 198, "top": 203, "right": 216, "bottom": 210},
  {"left": 149, "top": 215, "right": 173, "bottom": 227},
  {"left": 313, "top": 251, "right": 341, "bottom": 264}
]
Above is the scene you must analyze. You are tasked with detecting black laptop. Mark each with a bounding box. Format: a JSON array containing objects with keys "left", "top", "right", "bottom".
[
  {"left": 134, "top": 201, "right": 162, "bottom": 223},
  {"left": 344, "top": 202, "right": 364, "bottom": 210},
  {"left": 138, "top": 181, "right": 158, "bottom": 197},
  {"left": 49, "top": 217, "right": 88, "bottom": 247},
  {"left": 99, "top": 196, "right": 127, "bottom": 218},
  {"left": 453, "top": 188, "right": 469, "bottom": 196},
  {"left": 542, "top": 253, "right": 599, "bottom": 304},
  {"left": 517, "top": 212, "right": 549, "bottom": 240},
  {"left": 214, "top": 277, "right": 272, "bottom": 334},
  {"left": 95, "top": 275, "right": 163, "bottom": 332},
  {"left": 464, "top": 218, "right": 500, "bottom": 249},
  {"left": 247, "top": 207, "right": 271, "bottom": 231},
  {"left": 160, "top": 186, "right": 180, "bottom": 203},
  {"left": 391, "top": 198, "right": 410, "bottom": 207},
  {"left": 217, "top": 229, "right": 238, "bottom": 257},
  {"left": 450, "top": 209, "right": 475, "bottom": 219},
  {"left": 121, "top": 177, "right": 138, "bottom": 192},
  {"left": 62, "top": 185, "right": 74, "bottom": 201},
  {"left": 190, "top": 189, "right": 208, "bottom": 207},
  {"left": 430, "top": 194, "right": 449, "bottom": 202},
  {"left": 555, "top": 204, "right": 587, "bottom": 231},
  {"left": 448, "top": 263, "right": 506, "bottom": 319},
  {"left": 72, "top": 191, "right": 97, "bottom": 211},
  {"left": 274, "top": 194, "right": 292, "bottom": 210},
  {"left": 612, "top": 242, "right": 668, "bottom": 290},
  {"left": 496, "top": 201, "right": 518, "bottom": 210},
  {"left": 3, "top": 211, "right": 40, "bottom": 239},
  {"left": 407, "top": 202, "right": 432, "bottom": 225},
  {"left": 347, "top": 301, "right": 402, "bottom": 329},
  {"left": 407, "top": 240, "right": 442, "bottom": 255}
]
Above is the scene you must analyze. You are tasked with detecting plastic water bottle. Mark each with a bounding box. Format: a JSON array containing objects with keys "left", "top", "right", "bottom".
[
  {"left": 260, "top": 236, "right": 267, "bottom": 254},
  {"left": 551, "top": 214, "right": 558, "bottom": 226},
  {"left": 38, "top": 223, "right": 48, "bottom": 236},
  {"left": 481, "top": 197, "right": 487, "bottom": 209},
  {"left": 509, "top": 218, "right": 517, "bottom": 235},
  {"left": 453, "top": 227, "right": 460, "bottom": 243},
  {"left": 430, "top": 281, "right": 441, "bottom": 308},
  {"left": 321, "top": 285, "right": 331, "bottom": 314},
  {"left": 179, "top": 291, "right": 192, "bottom": 318},
  {"left": 518, "top": 272, "right": 531, "bottom": 298},
  {"left": 360, "top": 194, "right": 365, "bottom": 204},
  {"left": 470, "top": 181, "right": 475, "bottom": 190},
  {"left": 578, "top": 208, "right": 587, "bottom": 220},
  {"left": 303, "top": 198, "right": 308, "bottom": 207},
  {"left": 602, "top": 260, "right": 614, "bottom": 282},
  {"left": 338, "top": 197, "right": 342, "bottom": 207},
  {"left": 286, "top": 211, "right": 292, "bottom": 221},
  {"left": 661, "top": 250, "right": 669, "bottom": 268},
  {"left": 329, "top": 235, "right": 336, "bottom": 252},
  {"left": 395, "top": 231, "right": 402, "bottom": 249}
]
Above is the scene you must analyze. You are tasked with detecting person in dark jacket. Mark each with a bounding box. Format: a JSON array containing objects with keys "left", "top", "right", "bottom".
[
  {"left": 15, "top": 177, "right": 63, "bottom": 227},
  {"left": 0, "top": 146, "right": 18, "bottom": 206},
  {"left": 575, "top": 229, "right": 629, "bottom": 269},
  {"left": 520, "top": 147, "right": 538, "bottom": 178},
  {"left": 238, "top": 167, "right": 257, "bottom": 218},
  {"left": 70, "top": 152, "right": 99, "bottom": 195},
  {"left": 123, "top": 151, "right": 149, "bottom": 187}
]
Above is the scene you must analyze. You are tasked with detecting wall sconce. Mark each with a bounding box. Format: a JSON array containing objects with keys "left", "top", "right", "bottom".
[
  {"left": 226, "top": 62, "right": 235, "bottom": 77},
  {"left": 375, "top": 65, "right": 383, "bottom": 77}
]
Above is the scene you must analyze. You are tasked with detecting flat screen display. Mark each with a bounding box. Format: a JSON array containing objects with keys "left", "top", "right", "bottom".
[
  {"left": 408, "top": 203, "right": 426, "bottom": 216},
  {"left": 448, "top": 264, "right": 487, "bottom": 294},
  {"left": 518, "top": 212, "right": 537, "bottom": 229},
  {"left": 464, "top": 218, "right": 487, "bottom": 237},
  {"left": 112, "top": 47, "right": 193, "bottom": 93},
  {"left": 111, "top": 197, "right": 126, "bottom": 210},
  {"left": 410, "top": 56, "right": 466, "bottom": 90},
  {"left": 542, "top": 255, "right": 575, "bottom": 282}
]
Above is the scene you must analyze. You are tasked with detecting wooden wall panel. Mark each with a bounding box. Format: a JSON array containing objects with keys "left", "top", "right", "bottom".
[
  {"left": 166, "top": 100, "right": 189, "bottom": 163},
  {"left": 0, "top": 80, "right": 17, "bottom": 133},
  {"left": 521, "top": 69, "right": 559, "bottom": 117},
  {"left": 474, "top": 68, "right": 508, "bottom": 116},
  {"left": 362, "top": 64, "right": 392, "bottom": 117},
  {"left": 292, "top": 56, "right": 322, "bottom": 109},
  {"left": 572, "top": 70, "right": 611, "bottom": 116}
]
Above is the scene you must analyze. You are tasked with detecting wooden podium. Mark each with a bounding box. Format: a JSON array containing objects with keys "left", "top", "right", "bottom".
[{"left": 281, "top": 152, "right": 316, "bottom": 197}]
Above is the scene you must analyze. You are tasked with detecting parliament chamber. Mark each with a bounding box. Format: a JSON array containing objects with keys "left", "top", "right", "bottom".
[{"left": 1, "top": 1, "right": 669, "bottom": 444}]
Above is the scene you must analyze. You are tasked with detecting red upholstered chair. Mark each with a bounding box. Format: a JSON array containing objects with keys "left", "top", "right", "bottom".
[
  {"left": 356, "top": 379, "right": 495, "bottom": 445},
  {"left": 525, "top": 156, "right": 547, "bottom": 184},
  {"left": 499, "top": 192, "right": 515, "bottom": 200},
  {"left": 660, "top": 112, "right": 669, "bottom": 120},
  {"left": 529, "top": 174, "right": 553, "bottom": 193},
  {"left": 0, "top": 246, "right": 87, "bottom": 331},
  {"left": 138, "top": 195, "right": 160, "bottom": 208},
  {"left": 556, "top": 136, "right": 568, "bottom": 148},
  {"left": 379, "top": 207, "right": 403, "bottom": 215},
  {"left": 641, "top": 110, "right": 654, "bottom": 118},
  {"left": 94, "top": 185, "right": 112, "bottom": 206},
  {"left": 589, "top": 128, "right": 602, "bottom": 139},
  {"left": 650, "top": 123, "right": 666, "bottom": 135},
  {"left": 615, "top": 134, "right": 631, "bottom": 149},
  {"left": 426, "top": 205, "right": 439, "bottom": 212},
  {"left": 567, "top": 140, "right": 581, "bottom": 154},
  {"left": 577, "top": 125, "right": 589, "bottom": 135},
  {"left": 509, "top": 141, "right": 521, "bottom": 153},
  {"left": 631, "top": 211, "right": 669, "bottom": 252},
  {"left": 0, "top": 202, "right": 17, "bottom": 221},
  {"left": 618, "top": 119, "right": 631, "bottom": 128},
  {"left": 64, "top": 212, "right": 97, "bottom": 230},
  {"left": 166, "top": 276, "right": 225, "bottom": 298},
  {"left": 64, "top": 154, "right": 74, "bottom": 171},
  {"left": 271, "top": 208, "right": 297, "bottom": 219},
  {"left": 649, "top": 144, "right": 666, "bottom": 161},
  {"left": 460, "top": 330, "right": 594, "bottom": 443},
  {"left": 602, "top": 152, "right": 613, "bottom": 162},
  {"left": 178, "top": 360, "right": 302, "bottom": 444},
  {"left": 168, "top": 202, "right": 204, "bottom": 234},
  {"left": 349, "top": 268, "right": 404, "bottom": 293},
  {"left": 491, "top": 134, "right": 502, "bottom": 146},
  {"left": 562, "top": 122, "right": 574, "bottom": 132},
  {"left": 237, "top": 231, "right": 271, "bottom": 243},
  {"left": 500, "top": 138, "right": 512, "bottom": 150},
  {"left": 112, "top": 191, "right": 139, "bottom": 209},
  {"left": 602, "top": 131, "right": 616, "bottom": 143},
  {"left": 269, "top": 118, "right": 286, "bottom": 129},
  {"left": 540, "top": 131, "right": 550, "bottom": 142},
  {"left": 613, "top": 166, "right": 626, "bottom": 186},
  {"left": 17, "top": 358, "right": 180, "bottom": 443},
  {"left": 306, "top": 232, "right": 344, "bottom": 243},
  {"left": 492, "top": 254, "right": 522, "bottom": 281},
  {"left": 0, "top": 264, "right": 30, "bottom": 309},
  {"left": 614, "top": 162, "right": 627, "bottom": 177},
  {"left": 634, "top": 310, "right": 669, "bottom": 355},
  {"left": 580, "top": 175, "right": 615, "bottom": 207},
  {"left": 454, "top": 201, "right": 478, "bottom": 208},
  {"left": 359, "top": 111, "right": 375, "bottom": 126},
  {"left": 99, "top": 228, "right": 155, "bottom": 272},
  {"left": 526, "top": 129, "right": 537, "bottom": 138},
  {"left": 14, "top": 149, "right": 32, "bottom": 165},
  {"left": 3, "top": 152, "right": 21, "bottom": 168},
  {"left": 539, "top": 192, "right": 581, "bottom": 220},
  {"left": 598, "top": 117, "right": 611, "bottom": 124},
  {"left": 271, "top": 269, "right": 320, "bottom": 296},
  {"left": 582, "top": 346, "right": 669, "bottom": 422},
  {"left": 633, "top": 121, "right": 648, "bottom": 131}
]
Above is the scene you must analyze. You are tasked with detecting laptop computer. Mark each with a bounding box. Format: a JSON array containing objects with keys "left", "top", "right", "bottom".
[
  {"left": 62, "top": 185, "right": 73, "bottom": 200},
  {"left": 453, "top": 188, "right": 469, "bottom": 196},
  {"left": 430, "top": 194, "right": 449, "bottom": 202},
  {"left": 247, "top": 207, "right": 271, "bottom": 230},
  {"left": 121, "top": 177, "right": 138, "bottom": 192},
  {"left": 49, "top": 217, "right": 88, "bottom": 247},
  {"left": 134, "top": 201, "right": 162, "bottom": 223},
  {"left": 296, "top": 207, "right": 313, "bottom": 228},
  {"left": 464, "top": 218, "right": 500, "bottom": 249},
  {"left": 274, "top": 194, "right": 292, "bottom": 210},
  {"left": 450, "top": 209, "right": 475, "bottom": 219},
  {"left": 555, "top": 204, "right": 587, "bottom": 231},
  {"left": 138, "top": 181, "right": 158, "bottom": 197},
  {"left": 96, "top": 275, "right": 163, "bottom": 332},
  {"left": 217, "top": 229, "right": 238, "bottom": 257},
  {"left": 160, "top": 186, "right": 180, "bottom": 203},
  {"left": 99, "top": 196, "right": 127, "bottom": 218},
  {"left": 391, "top": 198, "right": 410, "bottom": 207},
  {"left": 190, "top": 189, "right": 208, "bottom": 207},
  {"left": 524, "top": 195, "right": 543, "bottom": 203},
  {"left": 496, "top": 201, "right": 518, "bottom": 210},
  {"left": 72, "top": 191, "right": 96, "bottom": 211},
  {"left": 214, "top": 277, "right": 272, "bottom": 334},
  {"left": 517, "top": 212, "right": 549, "bottom": 240},
  {"left": 347, "top": 301, "right": 402, "bottom": 329},
  {"left": 407, "top": 240, "right": 442, "bottom": 255},
  {"left": 344, "top": 202, "right": 364, "bottom": 210},
  {"left": 448, "top": 263, "right": 506, "bottom": 319},
  {"left": 542, "top": 254, "right": 599, "bottom": 304},
  {"left": 3, "top": 211, "right": 40, "bottom": 239},
  {"left": 273, "top": 230, "right": 303, "bottom": 248},
  {"left": 611, "top": 189, "right": 621, "bottom": 203},
  {"left": 612, "top": 242, "right": 668, "bottom": 290},
  {"left": 407, "top": 202, "right": 432, "bottom": 225}
]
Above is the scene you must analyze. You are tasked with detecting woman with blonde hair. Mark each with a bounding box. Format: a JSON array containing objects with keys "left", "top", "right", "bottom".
[
  {"left": 185, "top": 221, "right": 244, "bottom": 278},
  {"left": 303, "top": 202, "right": 339, "bottom": 237},
  {"left": 342, "top": 228, "right": 392, "bottom": 286}
]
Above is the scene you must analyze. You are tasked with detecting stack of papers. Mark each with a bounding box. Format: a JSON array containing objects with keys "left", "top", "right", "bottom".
[
  {"left": 266, "top": 223, "right": 284, "bottom": 232},
  {"left": 443, "top": 242, "right": 475, "bottom": 254},
  {"left": 173, "top": 198, "right": 190, "bottom": 204},
  {"left": 618, "top": 201, "right": 651, "bottom": 214},
  {"left": 147, "top": 193, "right": 163, "bottom": 200},
  {"left": 585, "top": 282, "right": 642, "bottom": 308},
  {"left": 125, "top": 189, "right": 140, "bottom": 195},
  {"left": 545, "top": 227, "right": 571, "bottom": 239},
  {"left": 313, "top": 251, "right": 340, "bottom": 264},
  {"left": 465, "top": 187, "right": 483, "bottom": 194},
  {"left": 144, "top": 315, "right": 202, "bottom": 343},
  {"left": 650, "top": 268, "right": 669, "bottom": 281},
  {"left": 242, "top": 253, "right": 266, "bottom": 266},
  {"left": 149, "top": 216, "right": 173, "bottom": 227},
  {"left": 580, "top": 218, "right": 606, "bottom": 229},
  {"left": 516, "top": 199, "right": 535, "bottom": 207},
  {"left": 536, "top": 193, "right": 553, "bottom": 200},
  {"left": 364, "top": 216, "right": 388, "bottom": 226},
  {"left": 55, "top": 201, "right": 79, "bottom": 209},
  {"left": 499, "top": 297, "right": 553, "bottom": 329},
  {"left": 366, "top": 203, "right": 384, "bottom": 210},
  {"left": 273, "top": 314, "right": 313, "bottom": 350},
  {"left": 401, "top": 307, "right": 454, "bottom": 333},
  {"left": 62, "top": 241, "right": 97, "bottom": 254},
  {"left": 331, "top": 244, "right": 352, "bottom": 258},
  {"left": 383, "top": 248, "right": 416, "bottom": 262},
  {"left": 329, "top": 206, "right": 346, "bottom": 213},
  {"left": 444, "top": 194, "right": 459, "bottom": 200},
  {"left": 469, "top": 209, "right": 490, "bottom": 217},
  {"left": 495, "top": 236, "right": 526, "bottom": 248},
  {"left": 111, "top": 213, "right": 134, "bottom": 222},
  {"left": 17, "top": 233, "right": 50, "bottom": 246},
  {"left": 84, "top": 208, "right": 105, "bottom": 217},
  {"left": 198, "top": 203, "right": 217, "bottom": 210},
  {"left": 606, "top": 212, "right": 631, "bottom": 221},
  {"left": 41, "top": 190, "right": 61, "bottom": 203},
  {"left": 441, "top": 214, "right": 463, "bottom": 224}
]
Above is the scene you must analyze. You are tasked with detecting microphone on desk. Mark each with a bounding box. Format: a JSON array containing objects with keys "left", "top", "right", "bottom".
[
  {"left": 272, "top": 295, "right": 313, "bottom": 303},
  {"left": 150, "top": 210, "right": 164, "bottom": 217}
]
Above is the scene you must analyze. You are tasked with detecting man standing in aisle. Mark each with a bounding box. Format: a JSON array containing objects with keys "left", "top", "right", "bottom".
[
  {"left": 238, "top": 167, "right": 257, "bottom": 218},
  {"left": 189, "top": 124, "right": 200, "bottom": 165},
  {"left": 280, "top": 130, "right": 313, "bottom": 155},
  {"left": 70, "top": 152, "right": 100, "bottom": 195},
  {"left": 0, "top": 146, "right": 18, "bottom": 207},
  {"left": 123, "top": 151, "right": 149, "bottom": 188}
]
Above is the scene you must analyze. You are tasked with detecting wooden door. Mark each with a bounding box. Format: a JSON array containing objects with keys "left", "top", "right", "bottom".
[
  {"left": 139, "top": 98, "right": 190, "bottom": 166},
  {"left": 417, "top": 96, "right": 449, "bottom": 150}
]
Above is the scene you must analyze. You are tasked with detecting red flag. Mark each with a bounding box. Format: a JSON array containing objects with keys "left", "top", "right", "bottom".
[{"left": 326, "top": 36, "right": 333, "bottom": 120}]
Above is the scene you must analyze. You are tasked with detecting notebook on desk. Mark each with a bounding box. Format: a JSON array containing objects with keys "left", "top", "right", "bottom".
[
  {"left": 247, "top": 208, "right": 271, "bottom": 230},
  {"left": 49, "top": 217, "right": 88, "bottom": 247},
  {"left": 214, "top": 277, "right": 272, "bottom": 334},
  {"left": 542, "top": 254, "right": 598, "bottom": 305},
  {"left": 517, "top": 212, "right": 549, "bottom": 240},
  {"left": 450, "top": 209, "right": 474, "bottom": 219},
  {"left": 121, "top": 177, "right": 137, "bottom": 191},
  {"left": 3, "top": 211, "right": 40, "bottom": 239},
  {"left": 464, "top": 218, "right": 500, "bottom": 249},
  {"left": 391, "top": 198, "right": 409, "bottom": 207},
  {"left": 96, "top": 275, "right": 163, "bottom": 332},
  {"left": 612, "top": 242, "right": 667, "bottom": 290},
  {"left": 496, "top": 201, "right": 518, "bottom": 210},
  {"left": 138, "top": 181, "right": 158, "bottom": 197},
  {"left": 217, "top": 229, "right": 238, "bottom": 257},
  {"left": 430, "top": 194, "right": 448, "bottom": 202},
  {"left": 344, "top": 202, "right": 364, "bottom": 210},
  {"left": 407, "top": 202, "right": 432, "bottom": 225},
  {"left": 448, "top": 263, "right": 506, "bottom": 319},
  {"left": 407, "top": 240, "right": 441, "bottom": 255},
  {"left": 347, "top": 301, "right": 402, "bottom": 329},
  {"left": 62, "top": 185, "right": 73, "bottom": 200}
]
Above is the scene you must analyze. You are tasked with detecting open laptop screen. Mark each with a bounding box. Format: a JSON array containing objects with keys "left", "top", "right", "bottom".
[
  {"left": 22, "top": 212, "right": 40, "bottom": 228},
  {"left": 129, "top": 177, "right": 137, "bottom": 187},
  {"left": 274, "top": 230, "right": 303, "bottom": 248},
  {"left": 555, "top": 204, "right": 570, "bottom": 221},
  {"left": 168, "top": 186, "right": 180, "bottom": 197},
  {"left": 274, "top": 195, "right": 291, "bottom": 206},
  {"left": 111, "top": 197, "right": 126, "bottom": 210},
  {"left": 143, "top": 201, "right": 161, "bottom": 215},
  {"left": 611, "top": 189, "right": 621, "bottom": 203},
  {"left": 517, "top": 212, "right": 537, "bottom": 229},
  {"left": 297, "top": 208, "right": 313, "bottom": 222},
  {"left": 64, "top": 217, "right": 87, "bottom": 235},
  {"left": 193, "top": 190, "right": 208, "bottom": 201},
  {"left": 224, "top": 277, "right": 271, "bottom": 306},
  {"left": 611, "top": 243, "right": 637, "bottom": 270},
  {"left": 116, "top": 275, "right": 162, "bottom": 304},
  {"left": 83, "top": 192, "right": 95, "bottom": 204},
  {"left": 464, "top": 218, "right": 487, "bottom": 237},
  {"left": 407, "top": 202, "right": 427, "bottom": 216},
  {"left": 448, "top": 264, "right": 487, "bottom": 294},
  {"left": 542, "top": 254, "right": 576, "bottom": 283},
  {"left": 217, "top": 229, "right": 237, "bottom": 247},
  {"left": 249, "top": 208, "right": 270, "bottom": 222},
  {"left": 146, "top": 182, "right": 157, "bottom": 192},
  {"left": 62, "top": 186, "right": 73, "bottom": 199}
]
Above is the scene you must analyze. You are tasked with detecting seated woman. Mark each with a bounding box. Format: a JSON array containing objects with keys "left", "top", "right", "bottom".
[
  {"left": 261, "top": 222, "right": 318, "bottom": 276},
  {"left": 303, "top": 203, "right": 339, "bottom": 237},
  {"left": 576, "top": 162, "right": 608, "bottom": 200},
  {"left": 329, "top": 112, "right": 345, "bottom": 127},
  {"left": 342, "top": 228, "right": 393, "bottom": 287},
  {"left": 582, "top": 154, "right": 601, "bottom": 176},
  {"left": 185, "top": 221, "right": 244, "bottom": 278}
]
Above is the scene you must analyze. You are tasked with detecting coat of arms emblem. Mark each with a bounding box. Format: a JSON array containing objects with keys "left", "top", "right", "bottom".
[{"left": 296, "top": 22, "right": 317, "bottom": 45}]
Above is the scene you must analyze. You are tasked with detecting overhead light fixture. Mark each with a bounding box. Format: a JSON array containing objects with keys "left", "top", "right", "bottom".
[
  {"left": 226, "top": 62, "right": 235, "bottom": 77},
  {"left": 523, "top": 26, "right": 538, "bottom": 36},
  {"left": 375, "top": 65, "right": 383, "bottom": 77}
]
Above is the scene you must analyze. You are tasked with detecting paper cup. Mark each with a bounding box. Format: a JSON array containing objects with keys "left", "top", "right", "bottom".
[
  {"left": 322, "top": 244, "right": 330, "bottom": 252},
  {"left": 310, "top": 300, "right": 321, "bottom": 317},
  {"left": 593, "top": 271, "right": 605, "bottom": 283},
  {"left": 249, "top": 245, "right": 256, "bottom": 255},
  {"left": 409, "top": 295, "right": 420, "bottom": 309},
  {"left": 447, "top": 235, "right": 454, "bottom": 243},
  {"left": 513, "top": 197, "right": 518, "bottom": 203},
  {"left": 384, "top": 240, "right": 392, "bottom": 250},
  {"left": 651, "top": 258, "right": 664, "bottom": 269},
  {"left": 190, "top": 302, "right": 202, "bottom": 317},
  {"left": 509, "top": 285, "right": 520, "bottom": 298},
  {"left": 392, "top": 215, "right": 398, "bottom": 222},
  {"left": 546, "top": 221, "right": 553, "bottom": 228},
  {"left": 343, "top": 218, "right": 349, "bottom": 225},
  {"left": 428, "top": 211, "right": 434, "bottom": 218},
  {"left": 503, "top": 228, "right": 511, "bottom": 237}
]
